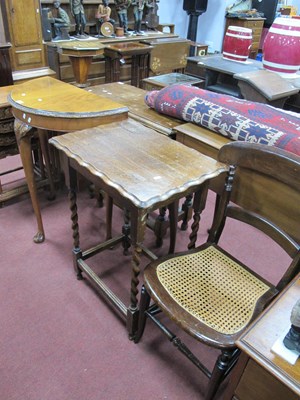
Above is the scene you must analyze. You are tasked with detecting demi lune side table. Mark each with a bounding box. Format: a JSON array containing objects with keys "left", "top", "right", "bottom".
[
  {"left": 8, "top": 76, "right": 128, "bottom": 243},
  {"left": 49, "top": 118, "right": 227, "bottom": 338}
]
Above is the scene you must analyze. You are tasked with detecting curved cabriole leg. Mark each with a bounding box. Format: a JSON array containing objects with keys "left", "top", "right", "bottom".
[{"left": 15, "top": 119, "right": 45, "bottom": 243}]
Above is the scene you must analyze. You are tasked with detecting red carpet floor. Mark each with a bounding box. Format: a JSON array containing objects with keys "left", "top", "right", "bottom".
[{"left": 0, "top": 155, "right": 291, "bottom": 400}]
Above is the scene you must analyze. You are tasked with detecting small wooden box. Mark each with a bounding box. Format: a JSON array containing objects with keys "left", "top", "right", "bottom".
[{"left": 143, "top": 72, "right": 203, "bottom": 91}]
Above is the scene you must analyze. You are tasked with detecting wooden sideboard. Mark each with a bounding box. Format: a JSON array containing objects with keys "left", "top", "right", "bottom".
[{"left": 224, "top": 274, "right": 300, "bottom": 400}]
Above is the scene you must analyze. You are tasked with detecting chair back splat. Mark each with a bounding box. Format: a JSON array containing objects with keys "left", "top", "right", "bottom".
[{"left": 135, "top": 142, "right": 300, "bottom": 400}]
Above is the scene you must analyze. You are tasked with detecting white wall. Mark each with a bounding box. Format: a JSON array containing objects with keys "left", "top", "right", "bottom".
[
  {"left": 157, "top": 0, "right": 232, "bottom": 53},
  {"left": 157, "top": 0, "right": 189, "bottom": 38},
  {"left": 157, "top": 0, "right": 300, "bottom": 53}
]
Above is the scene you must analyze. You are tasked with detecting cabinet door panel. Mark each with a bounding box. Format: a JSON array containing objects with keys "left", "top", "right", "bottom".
[
  {"left": 10, "top": 0, "right": 41, "bottom": 47},
  {"left": 4, "top": 0, "right": 45, "bottom": 70}
]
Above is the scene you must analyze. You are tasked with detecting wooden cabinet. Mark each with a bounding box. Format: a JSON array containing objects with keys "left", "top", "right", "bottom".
[
  {"left": 224, "top": 275, "right": 300, "bottom": 400},
  {"left": 224, "top": 17, "right": 265, "bottom": 59},
  {"left": 0, "top": 86, "right": 16, "bottom": 160},
  {"left": 1, "top": 0, "right": 46, "bottom": 71},
  {"left": 0, "top": 43, "right": 13, "bottom": 86}
]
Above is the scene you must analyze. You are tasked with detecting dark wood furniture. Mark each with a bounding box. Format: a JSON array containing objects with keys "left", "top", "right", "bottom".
[
  {"left": 0, "top": 85, "right": 22, "bottom": 203},
  {"left": 104, "top": 42, "right": 153, "bottom": 88},
  {"left": 0, "top": 43, "right": 13, "bottom": 86},
  {"left": 135, "top": 142, "right": 300, "bottom": 400},
  {"left": 224, "top": 17, "right": 265, "bottom": 59},
  {"left": 8, "top": 76, "right": 128, "bottom": 243},
  {"left": 174, "top": 121, "right": 300, "bottom": 245},
  {"left": 194, "top": 54, "right": 300, "bottom": 107},
  {"left": 46, "top": 33, "right": 177, "bottom": 87},
  {"left": 49, "top": 118, "right": 226, "bottom": 338},
  {"left": 140, "top": 37, "right": 191, "bottom": 75},
  {"left": 0, "top": 86, "right": 16, "bottom": 159},
  {"left": 198, "top": 54, "right": 263, "bottom": 98},
  {"left": 57, "top": 41, "right": 105, "bottom": 87},
  {"left": 88, "top": 82, "right": 190, "bottom": 244},
  {"left": 87, "top": 82, "right": 185, "bottom": 136},
  {"left": 234, "top": 69, "right": 299, "bottom": 108},
  {"left": 224, "top": 274, "right": 300, "bottom": 400},
  {"left": 142, "top": 72, "right": 203, "bottom": 91}
]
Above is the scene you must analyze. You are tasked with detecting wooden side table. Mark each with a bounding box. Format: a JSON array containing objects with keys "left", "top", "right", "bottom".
[
  {"left": 49, "top": 118, "right": 227, "bottom": 338},
  {"left": 57, "top": 41, "right": 105, "bottom": 87},
  {"left": 142, "top": 72, "right": 203, "bottom": 91},
  {"left": 104, "top": 42, "right": 153, "bottom": 88},
  {"left": 8, "top": 77, "right": 128, "bottom": 243}
]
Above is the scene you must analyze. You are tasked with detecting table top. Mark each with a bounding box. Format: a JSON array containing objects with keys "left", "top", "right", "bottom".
[
  {"left": 49, "top": 118, "right": 227, "bottom": 210},
  {"left": 87, "top": 82, "right": 184, "bottom": 135},
  {"left": 234, "top": 69, "right": 300, "bottom": 100},
  {"left": 143, "top": 72, "right": 203, "bottom": 87},
  {"left": 197, "top": 54, "right": 263, "bottom": 76},
  {"left": 105, "top": 41, "right": 153, "bottom": 55},
  {"left": 57, "top": 40, "right": 105, "bottom": 57},
  {"left": 8, "top": 77, "right": 128, "bottom": 131},
  {"left": 237, "top": 275, "right": 300, "bottom": 396}
]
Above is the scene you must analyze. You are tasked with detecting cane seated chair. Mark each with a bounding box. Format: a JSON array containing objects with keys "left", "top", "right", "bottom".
[{"left": 135, "top": 142, "right": 300, "bottom": 400}]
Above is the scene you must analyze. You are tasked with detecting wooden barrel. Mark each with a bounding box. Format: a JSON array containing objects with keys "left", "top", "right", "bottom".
[
  {"left": 115, "top": 27, "right": 124, "bottom": 37},
  {"left": 263, "top": 17, "right": 300, "bottom": 75},
  {"left": 222, "top": 26, "right": 252, "bottom": 62}
]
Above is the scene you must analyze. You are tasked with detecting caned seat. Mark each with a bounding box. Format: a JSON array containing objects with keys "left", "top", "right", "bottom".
[{"left": 135, "top": 142, "right": 300, "bottom": 400}]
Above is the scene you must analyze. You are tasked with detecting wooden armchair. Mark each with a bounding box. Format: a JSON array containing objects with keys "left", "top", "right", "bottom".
[{"left": 134, "top": 142, "right": 300, "bottom": 400}]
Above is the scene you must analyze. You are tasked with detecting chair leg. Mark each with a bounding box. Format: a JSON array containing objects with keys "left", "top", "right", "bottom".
[
  {"left": 205, "top": 350, "right": 235, "bottom": 400},
  {"left": 134, "top": 285, "right": 151, "bottom": 343}
]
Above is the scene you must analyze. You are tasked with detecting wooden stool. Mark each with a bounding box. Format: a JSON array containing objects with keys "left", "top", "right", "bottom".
[
  {"left": 157, "top": 23, "right": 175, "bottom": 34},
  {"left": 104, "top": 42, "right": 153, "bottom": 88}
]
